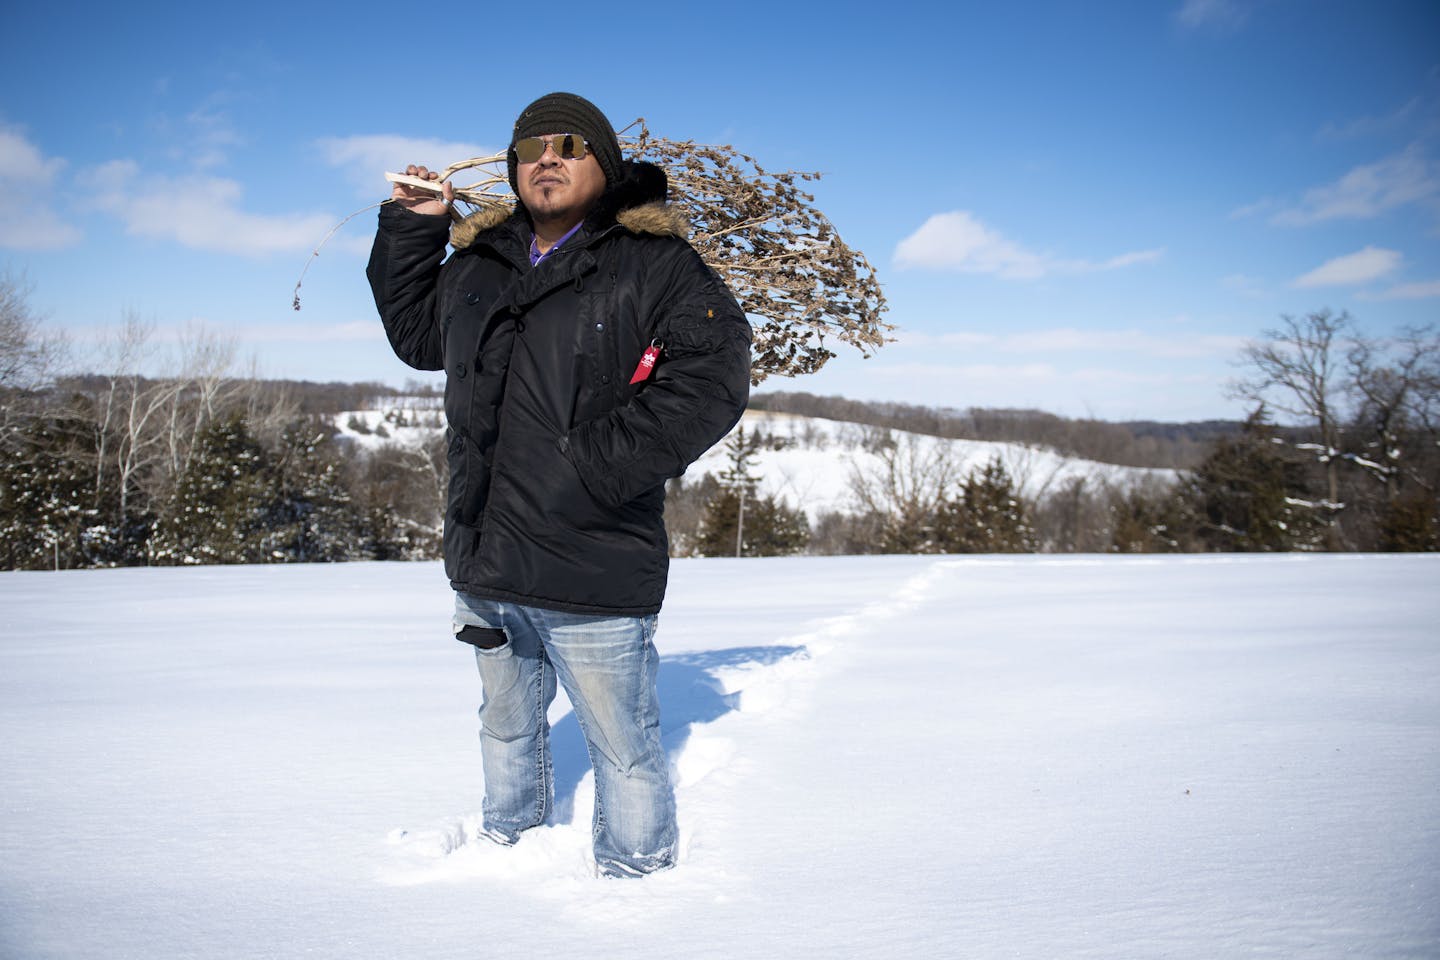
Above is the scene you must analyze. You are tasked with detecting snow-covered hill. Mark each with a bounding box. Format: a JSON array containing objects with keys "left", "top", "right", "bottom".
[
  {"left": 2, "top": 555, "right": 1436, "bottom": 958},
  {"left": 693, "top": 409, "right": 1175, "bottom": 521},
  {"left": 334, "top": 403, "right": 1175, "bottom": 521},
  {"left": 332, "top": 395, "right": 444, "bottom": 451}
]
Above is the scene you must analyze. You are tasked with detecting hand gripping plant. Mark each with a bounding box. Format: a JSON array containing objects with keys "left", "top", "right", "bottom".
[{"left": 295, "top": 122, "right": 891, "bottom": 384}]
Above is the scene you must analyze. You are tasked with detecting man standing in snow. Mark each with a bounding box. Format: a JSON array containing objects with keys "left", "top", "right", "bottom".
[{"left": 366, "top": 93, "right": 751, "bottom": 877}]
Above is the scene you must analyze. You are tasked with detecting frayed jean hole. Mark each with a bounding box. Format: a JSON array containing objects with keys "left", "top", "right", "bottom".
[{"left": 457, "top": 625, "right": 509, "bottom": 650}]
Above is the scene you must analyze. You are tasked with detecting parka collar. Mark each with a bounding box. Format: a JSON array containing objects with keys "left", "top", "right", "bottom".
[{"left": 449, "top": 159, "right": 687, "bottom": 252}]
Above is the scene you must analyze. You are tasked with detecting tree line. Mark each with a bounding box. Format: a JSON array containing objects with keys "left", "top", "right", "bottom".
[
  {"left": 710, "top": 311, "right": 1438, "bottom": 555},
  {"left": 3, "top": 270, "right": 1436, "bottom": 568},
  {"left": 746, "top": 392, "right": 1234, "bottom": 470},
  {"left": 1, "top": 275, "right": 446, "bottom": 570}
]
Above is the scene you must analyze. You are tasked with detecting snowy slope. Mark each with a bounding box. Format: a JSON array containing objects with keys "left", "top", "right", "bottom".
[
  {"left": 331, "top": 396, "right": 444, "bottom": 451},
  {"left": 333, "top": 404, "right": 1174, "bottom": 520},
  {"left": 2, "top": 555, "right": 1436, "bottom": 959},
  {"left": 691, "top": 409, "right": 1175, "bottom": 521}
]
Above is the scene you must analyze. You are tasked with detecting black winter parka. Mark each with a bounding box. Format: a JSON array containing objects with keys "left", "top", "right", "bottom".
[{"left": 366, "top": 163, "right": 751, "bottom": 615}]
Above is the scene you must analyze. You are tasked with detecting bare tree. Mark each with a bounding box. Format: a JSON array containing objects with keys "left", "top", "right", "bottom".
[
  {"left": 1230, "top": 310, "right": 1349, "bottom": 510},
  {"left": 0, "top": 270, "right": 66, "bottom": 392},
  {"left": 848, "top": 432, "right": 958, "bottom": 553},
  {"left": 171, "top": 323, "right": 241, "bottom": 478},
  {"left": 1348, "top": 325, "right": 1440, "bottom": 499},
  {"left": 94, "top": 315, "right": 187, "bottom": 520},
  {"left": 0, "top": 271, "right": 67, "bottom": 449}
]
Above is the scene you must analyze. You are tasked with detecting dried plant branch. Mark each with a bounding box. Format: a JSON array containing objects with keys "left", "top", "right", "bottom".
[
  {"left": 296, "top": 128, "right": 891, "bottom": 382},
  {"left": 626, "top": 123, "right": 891, "bottom": 382},
  {"left": 380, "top": 153, "right": 512, "bottom": 211}
]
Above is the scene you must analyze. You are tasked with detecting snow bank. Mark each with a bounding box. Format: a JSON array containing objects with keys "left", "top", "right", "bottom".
[{"left": 2, "top": 554, "right": 1435, "bottom": 959}]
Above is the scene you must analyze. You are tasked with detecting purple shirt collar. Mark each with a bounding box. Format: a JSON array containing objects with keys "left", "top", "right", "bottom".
[{"left": 529, "top": 221, "right": 585, "bottom": 266}]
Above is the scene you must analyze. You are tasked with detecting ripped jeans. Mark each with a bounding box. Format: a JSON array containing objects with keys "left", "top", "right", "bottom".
[{"left": 453, "top": 592, "right": 677, "bottom": 877}]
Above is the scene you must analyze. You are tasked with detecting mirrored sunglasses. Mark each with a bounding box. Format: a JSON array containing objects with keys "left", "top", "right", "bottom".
[{"left": 513, "top": 134, "right": 590, "bottom": 163}]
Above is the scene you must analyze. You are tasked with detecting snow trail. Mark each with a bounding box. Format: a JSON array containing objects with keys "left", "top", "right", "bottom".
[{"left": 377, "top": 558, "right": 954, "bottom": 889}]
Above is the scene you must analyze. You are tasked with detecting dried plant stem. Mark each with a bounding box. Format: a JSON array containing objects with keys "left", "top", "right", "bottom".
[{"left": 292, "top": 200, "right": 385, "bottom": 311}]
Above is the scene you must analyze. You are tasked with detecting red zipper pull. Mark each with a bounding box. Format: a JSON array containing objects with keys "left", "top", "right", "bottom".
[{"left": 629, "top": 339, "right": 663, "bottom": 384}]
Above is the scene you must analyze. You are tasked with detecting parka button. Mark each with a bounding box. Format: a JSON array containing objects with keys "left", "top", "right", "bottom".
[
  {"left": 516, "top": 320, "right": 527, "bottom": 333},
  {"left": 465, "top": 292, "right": 480, "bottom": 305},
  {"left": 453, "top": 361, "right": 467, "bottom": 379},
  {"left": 594, "top": 322, "right": 604, "bottom": 331},
  {"left": 601, "top": 374, "right": 610, "bottom": 384}
]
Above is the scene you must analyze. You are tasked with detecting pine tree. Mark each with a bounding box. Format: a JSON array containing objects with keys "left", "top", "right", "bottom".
[
  {"left": 935, "top": 457, "right": 1037, "bottom": 553},
  {"left": 1377, "top": 491, "right": 1439, "bottom": 552},
  {"left": 152, "top": 414, "right": 273, "bottom": 564},
  {"left": 698, "top": 426, "right": 809, "bottom": 557},
  {"left": 354, "top": 439, "right": 445, "bottom": 561},
  {"left": 0, "top": 412, "right": 110, "bottom": 569},
  {"left": 261, "top": 421, "right": 364, "bottom": 562},
  {"left": 1177, "top": 408, "right": 1328, "bottom": 551},
  {"left": 1107, "top": 482, "right": 1181, "bottom": 553}
]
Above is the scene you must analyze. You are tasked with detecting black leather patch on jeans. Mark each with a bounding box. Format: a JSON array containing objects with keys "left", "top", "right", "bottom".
[{"left": 456, "top": 626, "right": 507, "bottom": 649}]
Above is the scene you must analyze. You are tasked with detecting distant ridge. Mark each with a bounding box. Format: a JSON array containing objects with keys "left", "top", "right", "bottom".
[{"left": 748, "top": 391, "right": 1240, "bottom": 470}]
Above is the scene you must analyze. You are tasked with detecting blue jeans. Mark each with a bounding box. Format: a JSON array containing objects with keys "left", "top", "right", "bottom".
[{"left": 453, "top": 592, "right": 678, "bottom": 877}]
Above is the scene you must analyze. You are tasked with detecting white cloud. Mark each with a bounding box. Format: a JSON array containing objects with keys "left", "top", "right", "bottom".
[
  {"left": 1370, "top": 279, "right": 1440, "bottom": 300},
  {"left": 1273, "top": 145, "right": 1437, "bottom": 225},
  {"left": 893, "top": 211, "right": 1162, "bottom": 279},
  {"left": 1319, "top": 95, "right": 1427, "bottom": 141},
  {"left": 0, "top": 125, "right": 82, "bottom": 250},
  {"left": 1102, "top": 249, "right": 1166, "bottom": 269},
  {"left": 1293, "top": 246, "right": 1403, "bottom": 288},
  {"left": 87, "top": 159, "right": 345, "bottom": 257},
  {"left": 1176, "top": 0, "right": 1248, "bottom": 30},
  {"left": 318, "top": 134, "right": 500, "bottom": 198}
]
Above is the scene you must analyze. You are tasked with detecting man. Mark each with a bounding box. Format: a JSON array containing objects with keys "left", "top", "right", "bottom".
[{"left": 366, "top": 92, "right": 751, "bottom": 877}]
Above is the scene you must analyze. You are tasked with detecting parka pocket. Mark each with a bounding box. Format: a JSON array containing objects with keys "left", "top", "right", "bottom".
[
  {"left": 447, "top": 430, "right": 492, "bottom": 527},
  {"left": 658, "top": 308, "right": 717, "bottom": 358}
]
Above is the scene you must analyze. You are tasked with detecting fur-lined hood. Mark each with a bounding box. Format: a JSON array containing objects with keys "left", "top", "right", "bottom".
[{"left": 450, "top": 159, "right": 688, "bottom": 250}]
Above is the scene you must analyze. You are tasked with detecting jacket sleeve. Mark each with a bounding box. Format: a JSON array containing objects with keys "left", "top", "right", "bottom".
[
  {"left": 365, "top": 203, "right": 454, "bottom": 371},
  {"left": 559, "top": 247, "right": 752, "bottom": 509}
]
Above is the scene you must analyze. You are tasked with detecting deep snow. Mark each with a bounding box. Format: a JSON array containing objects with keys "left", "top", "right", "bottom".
[{"left": 1, "top": 554, "right": 1436, "bottom": 959}]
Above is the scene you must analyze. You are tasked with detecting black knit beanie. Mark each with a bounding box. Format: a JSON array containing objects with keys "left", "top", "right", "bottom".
[{"left": 507, "top": 92, "right": 624, "bottom": 194}]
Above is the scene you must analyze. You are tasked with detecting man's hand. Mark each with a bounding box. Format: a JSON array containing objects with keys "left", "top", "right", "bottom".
[{"left": 390, "top": 164, "right": 454, "bottom": 216}]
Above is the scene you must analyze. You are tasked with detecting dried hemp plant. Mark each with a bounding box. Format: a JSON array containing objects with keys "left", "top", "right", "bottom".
[{"left": 295, "top": 123, "right": 890, "bottom": 383}]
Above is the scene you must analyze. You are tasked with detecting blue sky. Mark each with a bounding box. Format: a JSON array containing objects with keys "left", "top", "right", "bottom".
[{"left": 1, "top": 0, "right": 1436, "bottom": 422}]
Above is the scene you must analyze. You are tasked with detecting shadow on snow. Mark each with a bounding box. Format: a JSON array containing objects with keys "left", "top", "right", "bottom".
[{"left": 547, "top": 645, "right": 806, "bottom": 823}]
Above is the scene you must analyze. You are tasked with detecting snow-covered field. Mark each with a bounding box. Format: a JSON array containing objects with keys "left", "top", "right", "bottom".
[{"left": 2, "top": 554, "right": 1436, "bottom": 959}]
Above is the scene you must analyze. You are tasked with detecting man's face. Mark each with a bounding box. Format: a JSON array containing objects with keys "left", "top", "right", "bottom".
[{"left": 515, "top": 133, "right": 607, "bottom": 229}]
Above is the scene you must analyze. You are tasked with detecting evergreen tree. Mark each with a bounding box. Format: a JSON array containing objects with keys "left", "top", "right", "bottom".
[
  {"left": 353, "top": 439, "right": 445, "bottom": 561},
  {"left": 152, "top": 414, "right": 273, "bottom": 564},
  {"left": 1377, "top": 491, "right": 1439, "bottom": 552},
  {"left": 1176, "top": 409, "right": 1328, "bottom": 551},
  {"left": 262, "top": 421, "right": 364, "bottom": 562},
  {"left": 0, "top": 412, "right": 111, "bottom": 569},
  {"left": 1107, "top": 482, "right": 1181, "bottom": 553},
  {"left": 698, "top": 426, "right": 809, "bottom": 557},
  {"left": 935, "top": 457, "right": 1037, "bottom": 553},
  {"left": 699, "top": 488, "right": 810, "bottom": 557}
]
